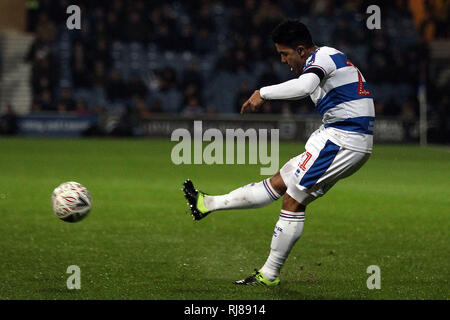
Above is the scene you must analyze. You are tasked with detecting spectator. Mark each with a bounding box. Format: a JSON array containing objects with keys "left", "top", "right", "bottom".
[
  {"left": 133, "top": 96, "right": 151, "bottom": 118},
  {"left": 257, "top": 63, "right": 280, "bottom": 88},
  {"left": 401, "top": 100, "right": 417, "bottom": 142},
  {"left": 182, "top": 61, "right": 203, "bottom": 93},
  {"left": 31, "top": 56, "right": 57, "bottom": 94},
  {"left": 59, "top": 88, "right": 76, "bottom": 111},
  {"left": 90, "top": 38, "right": 111, "bottom": 69},
  {"left": 92, "top": 60, "right": 108, "bottom": 89},
  {"left": 72, "top": 40, "right": 88, "bottom": 68},
  {"left": 56, "top": 102, "right": 68, "bottom": 114},
  {"left": 182, "top": 96, "right": 204, "bottom": 115},
  {"left": 31, "top": 101, "right": 42, "bottom": 113},
  {"left": 195, "top": 27, "right": 216, "bottom": 55},
  {"left": 34, "top": 12, "right": 57, "bottom": 43},
  {"left": 183, "top": 82, "right": 202, "bottom": 108},
  {"left": 127, "top": 74, "right": 148, "bottom": 99},
  {"left": 111, "top": 105, "right": 139, "bottom": 137},
  {"left": 0, "top": 105, "right": 18, "bottom": 135},
  {"left": 106, "top": 11, "right": 122, "bottom": 41},
  {"left": 72, "top": 59, "right": 93, "bottom": 89},
  {"left": 248, "top": 34, "right": 265, "bottom": 63},
  {"left": 123, "top": 10, "right": 148, "bottom": 43},
  {"left": 106, "top": 70, "right": 129, "bottom": 101},
  {"left": 74, "top": 100, "right": 91, "bottom": 115},
  {"left": 179, "top": 23, "right": 195, "bottom": 53},
  {"left": 149, "top": 98, "right": 164, "bottom": 114},
  {"left": 158, "top": 67, "right": 178, "bottom": 91},
  {"left": 193, "top": 4, "right": 215, "bottom": 33},
  {"left": 40, "top": 90, "right": 54, "bottom": 111}
]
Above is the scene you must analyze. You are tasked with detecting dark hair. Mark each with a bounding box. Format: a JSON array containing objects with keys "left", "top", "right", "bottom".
[{"left": 271, "top": 19, "right": 314, "bottom": 48}]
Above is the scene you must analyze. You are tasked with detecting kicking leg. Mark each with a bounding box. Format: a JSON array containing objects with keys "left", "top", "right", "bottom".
[
  {"left": 183, "top": 172, "right": 286, "bottom": 220},
  {"left": 204, "top": 171, "right": 286, "bottom": 211}
]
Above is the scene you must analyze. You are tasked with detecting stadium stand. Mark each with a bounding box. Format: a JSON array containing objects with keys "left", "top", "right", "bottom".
[{"left": 0, "top": 0, "right": 447, "bottom": 138}]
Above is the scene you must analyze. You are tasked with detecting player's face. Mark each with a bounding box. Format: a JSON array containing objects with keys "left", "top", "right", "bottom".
[{"left": 275, "top": 43, "right": 307, "bottom": 75}]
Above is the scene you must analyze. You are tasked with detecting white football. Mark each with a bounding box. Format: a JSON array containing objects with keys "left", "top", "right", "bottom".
[{"left": 52, "top": 181, "right": 92, "bottom": 222}]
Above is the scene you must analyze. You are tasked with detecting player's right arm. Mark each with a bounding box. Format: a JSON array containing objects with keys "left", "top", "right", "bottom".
[
  {"left": 240, "top": 73, "right": 321, "bottom": 114},
  {"left": 259, "top": 72, "right": 321, "bottom": 101}
]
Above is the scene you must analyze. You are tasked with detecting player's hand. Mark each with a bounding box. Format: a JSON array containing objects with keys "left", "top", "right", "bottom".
[{"left": 240, "top": 90, "right": 264, "bottom": 114}]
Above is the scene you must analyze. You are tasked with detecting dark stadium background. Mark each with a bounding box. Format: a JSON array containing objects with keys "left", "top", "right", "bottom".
[{"left": 0, "top": 0, "right": 448, "bottom": 143}]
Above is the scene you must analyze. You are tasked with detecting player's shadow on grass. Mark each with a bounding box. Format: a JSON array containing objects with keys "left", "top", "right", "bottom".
[{"left": 175, "top": 277, "right": 332, "bottom": 300}]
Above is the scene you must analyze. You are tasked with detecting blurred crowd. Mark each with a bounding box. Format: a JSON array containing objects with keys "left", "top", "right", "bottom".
[{"left": 19, "top": 0, "right": 448, "bottom": 125}]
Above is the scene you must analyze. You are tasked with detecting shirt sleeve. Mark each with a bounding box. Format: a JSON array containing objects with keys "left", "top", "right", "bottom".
[
  {"left": 259, "top": 72, "right": 321, "bottom": 101},
  {"left": 302, "top": 48, "right": 336, "bottom": 81}
]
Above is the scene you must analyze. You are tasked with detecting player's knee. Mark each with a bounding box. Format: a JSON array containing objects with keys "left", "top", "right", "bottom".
[
  {"left": 282, "top": 193, "right": 306, "bottom": 212},
  {"left": 269, "top": 172, "right": 287, "bottom": 196}
]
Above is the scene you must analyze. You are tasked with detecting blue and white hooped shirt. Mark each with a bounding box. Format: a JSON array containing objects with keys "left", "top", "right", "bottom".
[{"left": 302, "top": 46, "right": 375, "bottom": 153}]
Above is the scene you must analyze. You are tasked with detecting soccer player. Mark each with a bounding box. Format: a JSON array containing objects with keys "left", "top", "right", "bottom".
[{"left": 183, "top": 19, "right": 375, "bottom": 286}]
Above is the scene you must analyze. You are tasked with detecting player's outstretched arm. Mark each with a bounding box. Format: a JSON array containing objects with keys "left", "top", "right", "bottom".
[
  {"left": 260, "top": 72, "right": 320, "bottom": 101},
  {"left": 240, "top": 72, "right": 321, "bottom": 114}
]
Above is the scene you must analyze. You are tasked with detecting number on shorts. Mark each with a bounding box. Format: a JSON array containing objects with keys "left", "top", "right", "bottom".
[{"left": 299, "top": 152, "right": 312, "bottom": 171}]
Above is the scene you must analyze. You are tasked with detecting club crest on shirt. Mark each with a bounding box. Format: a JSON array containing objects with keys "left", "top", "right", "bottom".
[
  {"left": 303, "top": 48, "right": 320, "bottom": 70},
  {"left": 305, "top": 56, "right": 314, "bottom": 68}
]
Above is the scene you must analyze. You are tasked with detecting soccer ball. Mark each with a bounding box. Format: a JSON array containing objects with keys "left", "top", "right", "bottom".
[{"left": 52, "top": 181, "right": 92, "bottom": 222}]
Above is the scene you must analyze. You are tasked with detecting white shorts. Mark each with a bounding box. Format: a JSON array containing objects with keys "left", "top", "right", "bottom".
[{"left": 280, "top": 127, "right": 370, "bottom": 205}]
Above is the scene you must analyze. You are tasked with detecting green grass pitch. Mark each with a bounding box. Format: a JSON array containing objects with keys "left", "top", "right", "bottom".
[{"left": 0, "top": 137, "right": 448, "bottom": 300}]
